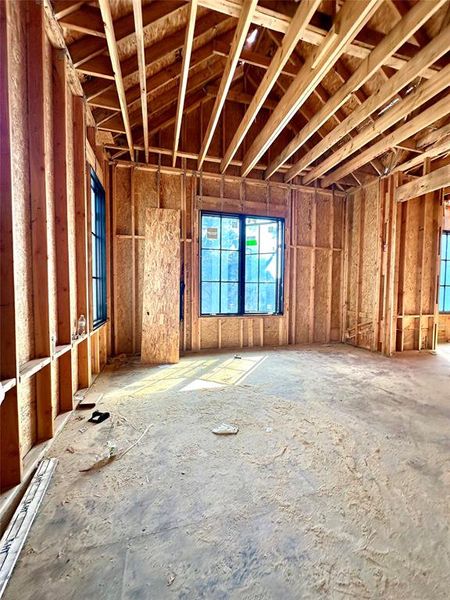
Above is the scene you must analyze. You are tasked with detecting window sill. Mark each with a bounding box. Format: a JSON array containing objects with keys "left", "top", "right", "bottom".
[{"left": 199, "top": 313, "right": 284, "bottom": 319}]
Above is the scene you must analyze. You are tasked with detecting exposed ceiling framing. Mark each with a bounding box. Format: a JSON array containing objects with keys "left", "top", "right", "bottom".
[{"left": 48, "top": 0, "right": 450, "bottom": 188}]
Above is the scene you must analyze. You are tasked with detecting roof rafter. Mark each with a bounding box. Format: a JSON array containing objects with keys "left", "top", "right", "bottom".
[
  {"left": 220, "top": 0, "right": 321, "bottom": 173},
  {"left": 240, "top": 0, "right": 382, "bottom": 177},
  {"left": 322, "top": 93, "right": 450, "bottom": 187},
  {"left": 98, "top": 0, "right": 133, "bottom": 159},
  {"left": 198, "top": 0, "right": 259, "bottom": 169},
  {"left": 83, "top": 11, "right": 230, "bottom": 100},
  {"left": 197, "top": 0, "right": 441, "bottom": 78},
  {"left": 132, "top": 0, "right": 149, "bottom": 162},
  {"left": 173, "top": 0, "right": 198, "bottom": 167},
  {"left": 268, "top": 0, "right": 448, "bottom": 181},
  {"left": 304, "top": 45, "right": 450, "bottom": 185}
]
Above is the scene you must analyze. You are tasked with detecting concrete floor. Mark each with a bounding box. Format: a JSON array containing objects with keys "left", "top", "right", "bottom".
[{"left": 5, "top": 343, "right": 450, "bottom": 600}]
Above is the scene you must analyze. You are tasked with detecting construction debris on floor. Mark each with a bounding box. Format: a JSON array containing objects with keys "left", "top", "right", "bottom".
[{"left": 4, "top": 344, "right": 450, "bottom": 600}]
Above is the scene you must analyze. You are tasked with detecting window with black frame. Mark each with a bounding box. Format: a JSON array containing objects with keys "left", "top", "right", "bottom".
[
  {"left": 91, "top": 170, "right": 107, "bottom": 328},
  {"left": 200, "top": 212, "right": 284, "bottom": 316},
  {"left": 439, "top": 230, "right": 450, "bottom": 313}
]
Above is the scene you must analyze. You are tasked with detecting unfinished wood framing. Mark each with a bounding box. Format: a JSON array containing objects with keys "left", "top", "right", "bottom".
[
  {"left": 1, "top": 1, "right": 110, "bottom": 495},
  {"left": 2, "top": 0, "right": 450, "bottom": 525}
]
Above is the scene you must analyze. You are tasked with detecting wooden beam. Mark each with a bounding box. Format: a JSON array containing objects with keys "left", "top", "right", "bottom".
[
  {"left": 0, "top": 0, "right": 21, "bottom": 489},
  {"left": 198, "top": 0, "right": 258, "bottom": 169},
  {"left": 205, "top": 85, "right": 277, "bottom": 109},
  {"left": 220, "top": 0, "right": 320, "bottom": 173},
  {"left": 69, "top": 1, "right": 185, "bottom": 66},
  {"left": 395, "top": 137, "right": 450, "bottom": 174},
  {"left": 240, "top": 0, "right": 381, "bottom": 177},
  {"left": 132, "top": 0, "right": 149, "bottom": 162},
  {"left": 27, "top": 1, "right": 54, "bottom": 442},
  {"left": 173, "top": 0, "right": 198, "bottom": 167},
  {"left": 83, "top": 11, "right": 229, "bottom": 101},
  {"left": 213, "top": 39, "right": 297, "bottom": 77},
  {"left": 395, "top": 164, "right": 450, "bottom": 202},
  {"left": 307, "top": 63, "right": 450, "bottom": 185},
  {"left": 53, "top": 1, "right": 85, "bottom": 19},
  {"left": 59, "top": 5, "right": 105, "bottom": 38},
  {"left": 417, "top": 121, "right": 450, "bottom": 149},
  {"left": 98, "top": 0, "right": 133, "bottom": 159},
  {"left": 198, "top": 0, "right": 441, "bottom": 78},
  {"left": 296, "top": 23, "right": 450, "bottom": 183},
  {"left": 266, "top": 0, "right": 448, "bottom": 180},
  {"left": 322, "top": 94, "right": 450, "bottom": 187}
]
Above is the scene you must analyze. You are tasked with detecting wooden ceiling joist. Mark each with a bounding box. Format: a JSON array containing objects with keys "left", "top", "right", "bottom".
[
  {"left": 322, "top": 94, "right": 450, "bottom": 187},
  {"left": 98, "top": 0, "right": 133, "bottom": 159},
  {"left": 198, "top": 0, "right": 259, "bottom": 169},
  {"left": 265, "top": 0, "right": 448, "bottom": 181},
  {"left": 172, "top": 0, "right": 198, "bottom": 167},
  {"left": 304, "top": 61, "right": 450, "bottom": 185},
  {"left": 197, "top": 0, "right": 441, "bottom": 78},
  {"left": 132, "top": 0, "right": 149, "bottom": 162},
  {"left": 395, "top": 164, "right": 450, "bottom": 202},
  {"left": 219, "top": 0, "right": 321, "bottom": 173},
  {"left": 240, "top": 0, "right": 381, "bottom": 177}
]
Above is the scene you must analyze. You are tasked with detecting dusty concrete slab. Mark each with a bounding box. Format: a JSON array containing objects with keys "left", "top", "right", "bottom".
[{"left": 4, "top": 344, "right": 450, "bottom": 599}]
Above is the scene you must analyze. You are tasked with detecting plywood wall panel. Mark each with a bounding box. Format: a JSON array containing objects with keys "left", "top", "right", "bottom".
[
  {"left": 112, "top": 165, "right": 345, "bottom": 354},
  {"left": 141, "top": 209, "right": 180, "bottom": 364}
]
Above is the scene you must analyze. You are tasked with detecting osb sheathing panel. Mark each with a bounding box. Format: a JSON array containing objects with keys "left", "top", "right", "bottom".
[
  {"left": 112, "top": 166, "right": 345, "bottom": 354},
  {"left": 116, "top": 238, "right": 133, "bottom": 354},
  {"left": 141, "top": 208, "right": 180, "bottom": 364},
  {"left": 19, "top": 380, "right": 36, "bottom": 458},
  {"left": 116, "top": 167, "right": 132, "bottom": 235}
]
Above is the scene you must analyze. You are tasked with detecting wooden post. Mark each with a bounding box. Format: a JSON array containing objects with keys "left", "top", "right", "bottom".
[
  {"left": 73, "top": 94, "right": 91, "bottom": 387},
  {"left": 27, "top": 2, "right": 53, "bottom": 441},
  {"left": 0, "top": 0, "right": 21, "bottom": 489},
  {"left": 52, "top": 47, "right": 73, "bottom": 412}
]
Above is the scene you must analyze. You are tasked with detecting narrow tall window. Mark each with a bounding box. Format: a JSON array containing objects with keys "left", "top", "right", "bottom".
[
  {"left": 439, "top": 230, "right": 450, "bottom": 313},
  {"left": 200, "top": 212, "right": 284, "bottom": 316},
  {"left": 91, "top": 170, "right": 107, "bottom": 328}
]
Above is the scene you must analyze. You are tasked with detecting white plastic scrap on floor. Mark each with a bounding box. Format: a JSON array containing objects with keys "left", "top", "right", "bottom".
[
  {"left": 0, "top": 458, "right": 57, "bottom": 598},
  {"left": 212, "top": 423, "right": 239, "bottom": 435}
]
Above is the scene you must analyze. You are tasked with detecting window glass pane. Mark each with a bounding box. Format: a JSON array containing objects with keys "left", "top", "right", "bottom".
[
  {"left": 201, "top": 215, "right": 220, "bottom": 249},
  {"left": 92, "top": 233, "right": 97, "bottom": 277},
  {"left": 201, "top": 282, "right": 219, "bottom": 314},
  {"left": 259, "top": 253, "right": 277, "bottom": 282},
  {"left": 245, "top": 254, "right": 259, "bottom": 283},
  {"left": 245, "top": 283, "right": 258, "bottom": 313},
  {"left": 221, "top": 283, "right": 238, "bottom": 313},
  {"left": 259, "top": 283, "right": 276, "bottom": 313},
  {"left": 93, "top": 279, "right": 98, "bottom": 323},
  {"left": 200, "top": 212, "right": 284, "bottom": 316},
  {"left": 221, "top": 251, "right": 239, "bottom": 282},
  {"left": 201, "top": 249, "right": 220, "bottom": 281},
  {"left": 245, "top": 222, "right": 259, "bottom": 254},
  {"left": 221, "top": 217, "right": 240, "bottom": 250},
  {"left": 259, "top": 222, "right": 278, "bottom": 253}
]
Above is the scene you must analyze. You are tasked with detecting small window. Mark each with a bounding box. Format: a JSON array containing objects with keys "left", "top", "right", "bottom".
[
  {"left": 91, "top": 170, "right": 107, "bottom": 328},
  {"left": 439, "top": 230, "right": 450, "bottom": 313},
  {"left": 200, "top": 212, "right": 284, "bottom": 316}
]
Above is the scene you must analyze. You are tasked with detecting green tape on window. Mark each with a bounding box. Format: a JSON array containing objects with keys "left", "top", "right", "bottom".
[{"left": 246, "top": 238, "right": 257, "bottom": 246}]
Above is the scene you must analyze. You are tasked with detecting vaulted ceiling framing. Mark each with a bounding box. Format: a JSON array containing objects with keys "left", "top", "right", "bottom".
[{"left": 49, "top": 0, "right": 450, "bottom": 188}]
